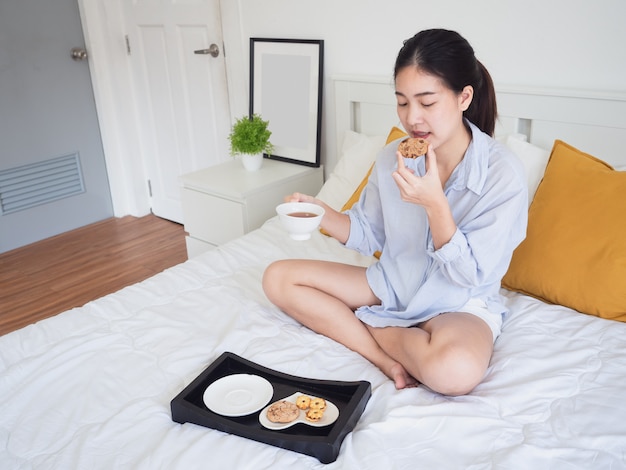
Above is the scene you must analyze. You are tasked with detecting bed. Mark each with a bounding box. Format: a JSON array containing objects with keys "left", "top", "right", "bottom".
[{"left": 1, "top": 76, "right": 625, "bottom": 469}]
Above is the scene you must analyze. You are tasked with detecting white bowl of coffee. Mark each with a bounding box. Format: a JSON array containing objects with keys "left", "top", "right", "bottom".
[{"left": 276, "top": 202, "right": 325, "bottom": 240}]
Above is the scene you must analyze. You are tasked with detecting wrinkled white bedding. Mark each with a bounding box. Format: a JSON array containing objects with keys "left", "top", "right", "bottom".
[{"left": 1, "top": 217, "right": 625, "bottom": 469}]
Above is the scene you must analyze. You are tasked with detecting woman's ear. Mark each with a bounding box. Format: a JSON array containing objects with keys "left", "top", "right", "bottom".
[{"left": 459, "top": 85, "right": 474, "bottom": 111}]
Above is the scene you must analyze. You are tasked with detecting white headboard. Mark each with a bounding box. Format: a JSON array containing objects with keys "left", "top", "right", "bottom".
[{"left": 333, "top": 75, "right": 626, "bottom": 168}]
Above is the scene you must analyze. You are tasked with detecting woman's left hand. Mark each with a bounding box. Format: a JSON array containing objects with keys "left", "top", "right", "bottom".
[
  {"left": 392, "top": 146, "right": 457, "bottom": 249},
  {"left": 392, "top": 146, "right": 445, "bottom": 208}
]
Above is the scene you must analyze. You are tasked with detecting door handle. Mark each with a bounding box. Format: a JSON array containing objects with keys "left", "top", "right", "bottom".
[
  {"left": 71, "top": 47, "right": 88, "bottom": 61},
  {"left": 194, "top": 44, "right": 219, "bottom": 58}
]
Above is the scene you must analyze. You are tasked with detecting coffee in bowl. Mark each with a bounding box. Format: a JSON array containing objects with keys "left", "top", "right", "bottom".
[
  {"left": 288, "top": 211, "right": 318, "bottom": 218},
  {"left": 276, "top": 202, "right": 325, "bottom": 240}
]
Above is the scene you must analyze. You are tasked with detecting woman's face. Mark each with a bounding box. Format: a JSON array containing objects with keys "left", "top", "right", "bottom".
[{"left": 395, "top": 67, "right": 472, "bottom": 153}]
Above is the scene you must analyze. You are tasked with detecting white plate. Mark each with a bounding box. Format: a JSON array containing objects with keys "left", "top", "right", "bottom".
[
  {"left": 203, "top": 374, "right": 274, "bottom": 417},
  {"left": 259, "top": 392, "right": 340, "bottom": 430}
]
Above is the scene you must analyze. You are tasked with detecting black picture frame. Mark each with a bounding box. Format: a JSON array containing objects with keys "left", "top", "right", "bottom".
[{"left": 250, "top": 38, "right": 324, "bottom": 167}]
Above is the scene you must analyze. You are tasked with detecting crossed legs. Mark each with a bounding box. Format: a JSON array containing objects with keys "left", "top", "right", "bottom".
[{"left": 262, "top": 259, "right": 493, "bottom": 396}]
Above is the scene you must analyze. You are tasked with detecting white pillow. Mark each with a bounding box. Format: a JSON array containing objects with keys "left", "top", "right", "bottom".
[
  {"left": 496, "top": 132, "right": 527, "bottom": 144},
  {"left": 505, "top": 135, "right": 550, "bottom": 206},
  {"left": 316, "top": 131, "right": 385, "bottom": 210}
]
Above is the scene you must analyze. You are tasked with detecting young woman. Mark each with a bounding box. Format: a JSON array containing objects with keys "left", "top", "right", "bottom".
[{"left": 263, "top": 29, "right": 528, "bottom": 396}]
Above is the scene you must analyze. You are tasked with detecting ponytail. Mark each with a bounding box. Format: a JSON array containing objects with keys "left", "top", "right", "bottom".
[{"left": 464, "top": 61, "right": 497, "bottom": 137}]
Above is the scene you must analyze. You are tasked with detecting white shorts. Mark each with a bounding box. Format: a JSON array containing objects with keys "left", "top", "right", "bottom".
[{"left": 457, "top": 298, "right": 503, "bottom": 343}]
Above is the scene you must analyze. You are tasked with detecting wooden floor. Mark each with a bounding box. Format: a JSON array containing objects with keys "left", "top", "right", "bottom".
[{"left": 0, "top": 215, "right": 188, "bottom": 336}]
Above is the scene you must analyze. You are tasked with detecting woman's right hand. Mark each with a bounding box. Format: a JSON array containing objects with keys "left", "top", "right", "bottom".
[{"left": 284, "top": 193, "right": 350, "bottom": 244}]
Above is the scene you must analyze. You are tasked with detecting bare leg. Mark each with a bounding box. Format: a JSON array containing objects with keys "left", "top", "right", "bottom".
[
  {"left": 366, "top": 312, "right": 494, "bottom": 396},
  {"left": 263, "top": 259, "right": 416, "bottom": 389}
]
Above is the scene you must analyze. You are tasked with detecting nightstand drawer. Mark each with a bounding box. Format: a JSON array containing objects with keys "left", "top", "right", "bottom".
[
  {"left": 185, "top": 236, "right": 215, "bottom": 257},
  {"left": 181, "top": 188, "right": 245, "bottom": 245}
]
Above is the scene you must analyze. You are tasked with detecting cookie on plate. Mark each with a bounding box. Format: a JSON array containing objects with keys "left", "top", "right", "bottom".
[
  {"left": 266, "top": 400, "right": 299, "bottom": 423},
  {"left": 305, "top": 408, "right": 324, "bottom": 422},
  {"left": 309, "top": 397, "right": 327, "bottom": 411},
  {"left": 296, "top": 394, "right": 311, "bottom": 410}
]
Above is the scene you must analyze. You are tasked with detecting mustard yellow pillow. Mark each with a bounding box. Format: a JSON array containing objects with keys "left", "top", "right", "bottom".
[
  {"left": 331, "top": 127, "right": 407, "bottom": 258},
  {"left": 502, "top": 140, "right": 626, "bottom": 322}
]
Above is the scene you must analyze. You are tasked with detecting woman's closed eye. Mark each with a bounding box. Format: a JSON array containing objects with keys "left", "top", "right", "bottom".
[{"left": 397, "top": 101, "right": 436, "bottom": 109}]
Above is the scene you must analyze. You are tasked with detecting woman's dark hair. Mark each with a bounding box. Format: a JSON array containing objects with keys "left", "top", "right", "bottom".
[{"left": 394, "top": 29, "right": 497, "bottom": 136}]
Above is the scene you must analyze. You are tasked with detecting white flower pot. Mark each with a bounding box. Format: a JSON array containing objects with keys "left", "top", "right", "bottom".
[{"left": 241, "top": 153, "right": 263, "bottom": 171}]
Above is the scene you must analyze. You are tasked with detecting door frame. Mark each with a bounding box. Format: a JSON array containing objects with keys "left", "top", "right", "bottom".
[{"left": 76, "top": 0, "right": 248, "bottom": 217}]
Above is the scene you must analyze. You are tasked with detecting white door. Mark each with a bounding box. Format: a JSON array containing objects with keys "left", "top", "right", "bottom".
[
  {"left": 0, "top": 0, "right": 114, "bottom": 253},
  {"left": 123, "top": 0, "right": 231, "bottom": 223}
]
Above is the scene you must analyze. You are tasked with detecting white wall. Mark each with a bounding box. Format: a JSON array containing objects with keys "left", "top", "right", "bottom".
[
  {"left": 223, "top": 0, "right": 626, "bottom": 173},
  {"left": 80, "top": 0, "right": 626, "bottom": 217}
]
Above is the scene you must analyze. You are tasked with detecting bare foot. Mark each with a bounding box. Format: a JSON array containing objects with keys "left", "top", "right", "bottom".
[{"left": 390, "top": 362, "right": 419, "bottom": 389}]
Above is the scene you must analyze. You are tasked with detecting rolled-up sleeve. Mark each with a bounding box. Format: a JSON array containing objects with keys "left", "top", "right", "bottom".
[
  {"left": 345, "top": 164, "right": 385, "bottom": 256},
  {"left": 427, "top": 163, "right": 528, "bottom": 289},
  {"left": 428, "top": 228, "right": 466, "bottom": 263}
]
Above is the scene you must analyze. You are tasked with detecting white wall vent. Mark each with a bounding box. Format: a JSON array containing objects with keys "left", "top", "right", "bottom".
[{"left": 0, "top": 153, "right": 85, "bottom": 215}]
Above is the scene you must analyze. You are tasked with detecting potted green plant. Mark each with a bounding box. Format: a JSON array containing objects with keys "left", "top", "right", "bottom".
[{"left": 228, "top": 113, "right": 274, "bottom": 171}]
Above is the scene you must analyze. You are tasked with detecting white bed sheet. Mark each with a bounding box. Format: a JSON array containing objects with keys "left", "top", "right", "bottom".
[{"left": 1, "top": 217, "right": 625, "bottom": 469}]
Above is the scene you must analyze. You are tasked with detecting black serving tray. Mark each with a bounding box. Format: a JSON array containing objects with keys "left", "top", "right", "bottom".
[{"left": 171, "top": 352, "right": 371, "bottom": 464}]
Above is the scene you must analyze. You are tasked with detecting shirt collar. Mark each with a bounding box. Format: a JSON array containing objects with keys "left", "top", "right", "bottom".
[{"left": 447, "top": 120, "right": 490, "bottom": 195}]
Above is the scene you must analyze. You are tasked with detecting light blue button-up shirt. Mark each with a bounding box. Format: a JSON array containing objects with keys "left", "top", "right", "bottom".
[{"left": 346, "top": 121, "right": 528, "bottom": 327}]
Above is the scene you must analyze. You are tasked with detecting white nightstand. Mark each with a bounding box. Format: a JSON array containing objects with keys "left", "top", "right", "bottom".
[{"left": 180, "top": 159, "right": 324, "bottom": 257}]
